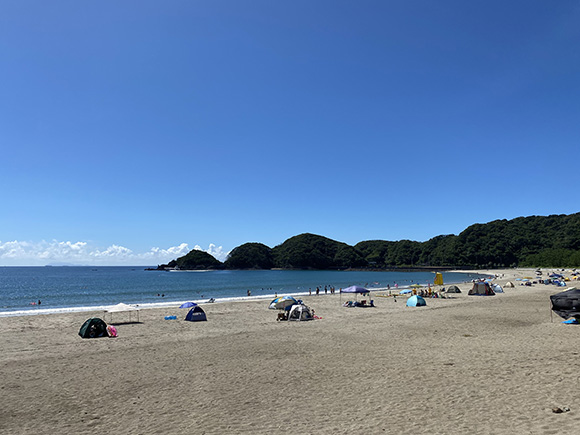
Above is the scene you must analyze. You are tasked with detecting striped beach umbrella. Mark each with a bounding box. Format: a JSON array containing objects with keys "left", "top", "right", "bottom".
[{"left": 269, "top": 296, "right": 297, "bottom": 310}]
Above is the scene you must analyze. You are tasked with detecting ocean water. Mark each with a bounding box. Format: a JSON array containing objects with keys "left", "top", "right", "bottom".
[{"left": 0, "top": 267, "right": 482, "bottom": 316}]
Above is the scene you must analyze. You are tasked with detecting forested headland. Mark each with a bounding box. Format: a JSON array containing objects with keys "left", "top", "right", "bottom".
[{"left": 155, "top": 213, "right": 580, "bottom": 270}]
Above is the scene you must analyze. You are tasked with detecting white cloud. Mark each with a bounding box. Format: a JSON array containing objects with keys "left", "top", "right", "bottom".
[
  {"left": 193, "top": 243, "right": 229, "bottom": 262},
  {"left": 90, "top": 245, "right": 134, "bottom": 258},
  {"left": 0, "top": 240, "right": 30, "bottom": 258},
  {"left": 0, "top": 240, "right": 229, "bottom": 266}
]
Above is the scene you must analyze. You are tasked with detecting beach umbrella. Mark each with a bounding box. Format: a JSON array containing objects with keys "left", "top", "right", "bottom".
[
  {"left": 269, "top": 296, "right": 297, "bottom": 310},
  {"left": 399, "top": 289, "right": 412, "bottom": 294},
  {"left": 180, "top": 302, "right": 197, "bottom": 308},
  {"left": 410, "top": 284, "right": 423, "bottom": 288}
]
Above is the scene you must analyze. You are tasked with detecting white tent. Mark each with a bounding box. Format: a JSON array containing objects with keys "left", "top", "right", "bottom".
[
  {"left": 492, "top": 284, "right": 504, "bottom": 293},
  {"left": 288, "top": 304, "right": 314, "bottom": 321},
  {"left": 104, "top": 303, "right": 140, "bottom": 323}
]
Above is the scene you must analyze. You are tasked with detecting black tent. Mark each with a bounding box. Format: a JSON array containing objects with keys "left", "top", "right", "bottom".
[
  {"left": 550, "top": 288, "right": 580, "bottom": 320},
  {"left": 185, "top": 306, "right": 207, "bottom": 322},
  {"left": 79, "top": 318, "right": 108, "bottom": 338}
]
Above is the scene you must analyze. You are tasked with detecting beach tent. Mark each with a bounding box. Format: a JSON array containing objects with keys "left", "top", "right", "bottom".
[
  {"left": 468, "top": 282, "right": 495, "bottom": 296},
  {"left": 406, "top": 295, "right": 426, "bottom": 307},
  {"left": 180, "top": 302, "right": 197, "bottom": 308},
  {"left": 446, "top": 285, "right": 461, "bottom": 294},
  {"left": 492, "top": 284, "right": 504, "bottom": 293},
  {"left": 79, "top": 318, "right": 109, "bottom": 338},
  {"left": 504, "top": 281, "right": 515, "bottom": 288},
  {"left": 185, "top": 306, "right": 207, "bottom": 322},
  {"left": 434, "top": 273, "right": 444, "bottom": 286},
  {"left": 288, "top": 304, "right": 314, "bottom": 321},
  {"left": 104, "top": 303, "right": 140, "bottom": 323},
  {"left": 550, "top": 288, "right": 580, "bottom": 320}
]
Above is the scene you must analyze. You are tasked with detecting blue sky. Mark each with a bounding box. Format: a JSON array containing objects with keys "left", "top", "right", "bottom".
[{"left": 1, "top": 0, "right": 579, "bottom": 265}]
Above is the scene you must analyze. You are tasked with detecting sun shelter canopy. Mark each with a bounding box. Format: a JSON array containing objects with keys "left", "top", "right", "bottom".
[
  {"left": 446, "top": 285, "right": 461, "bottom": 293},
  {"left": 106, "top": 303, "right": 138, "bottom": 312},
  {"left": 550, "top": 288, "right": 580, "bottom": 320},
  {"left": 342, "top": 286, "right": 369, "bottom": 294},
  {"left": 104, "top": 303, "right": 140, "bottom": 323}
]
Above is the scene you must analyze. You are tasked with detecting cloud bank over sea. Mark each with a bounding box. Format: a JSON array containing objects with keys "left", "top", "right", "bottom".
[{"left": 0, "top": 240, "right": 228, "bottom": 266}]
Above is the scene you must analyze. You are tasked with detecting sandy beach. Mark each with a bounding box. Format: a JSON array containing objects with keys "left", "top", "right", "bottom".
[{"left": 2, "top": 268, "right": 580, "bottom": 434}]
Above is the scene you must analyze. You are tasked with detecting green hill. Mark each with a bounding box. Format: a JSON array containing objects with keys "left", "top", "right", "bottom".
[
  {"left": 159, "top": 249, "right": 223, "bottom": 270},
  {"left": 224, "top": 242, "right": 274, "bottom": 269},
  {"left": 158, "top": 212, "right": 580, "bottom": 270},
  {"left": 271, "top": 233, "right": 366, "bottom": 269}
]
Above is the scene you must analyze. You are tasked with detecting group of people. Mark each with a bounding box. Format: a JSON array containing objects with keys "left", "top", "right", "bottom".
[
  {"left": 414, "top": 287, "right": 443, "bottom": 298},
  {"left": 309, "top": 285, "right": 337, "bottom": 296}
]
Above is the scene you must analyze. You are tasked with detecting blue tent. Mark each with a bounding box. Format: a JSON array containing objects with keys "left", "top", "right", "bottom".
[
  {"left": 180, "top": 302, "right": 197, "bottom": 308},
  {"left": 185, "top": 306, "right": 207, "bottom": 322},
  {"left": 406, "top": 295, "right": 426, "bottom": 307}
]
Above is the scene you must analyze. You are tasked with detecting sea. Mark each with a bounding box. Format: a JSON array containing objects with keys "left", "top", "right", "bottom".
[{"left": 0, "top": 267, "right": 484, "bottom": 317}]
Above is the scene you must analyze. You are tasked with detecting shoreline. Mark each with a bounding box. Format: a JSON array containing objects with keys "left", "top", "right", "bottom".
[{"left": 0, "top": 269, "right": 492, "bottom": 318}]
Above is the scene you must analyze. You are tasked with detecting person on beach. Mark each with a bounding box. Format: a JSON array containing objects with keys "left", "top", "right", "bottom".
[
  {"left": 316, "top": 287, "right": 320, "bottom": 296},
  {"left": 247, "top": 289, "right": 251, "bottom": 297},
  {"left": 309, "top": 288, "right": 312, "bottom": 296}
]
